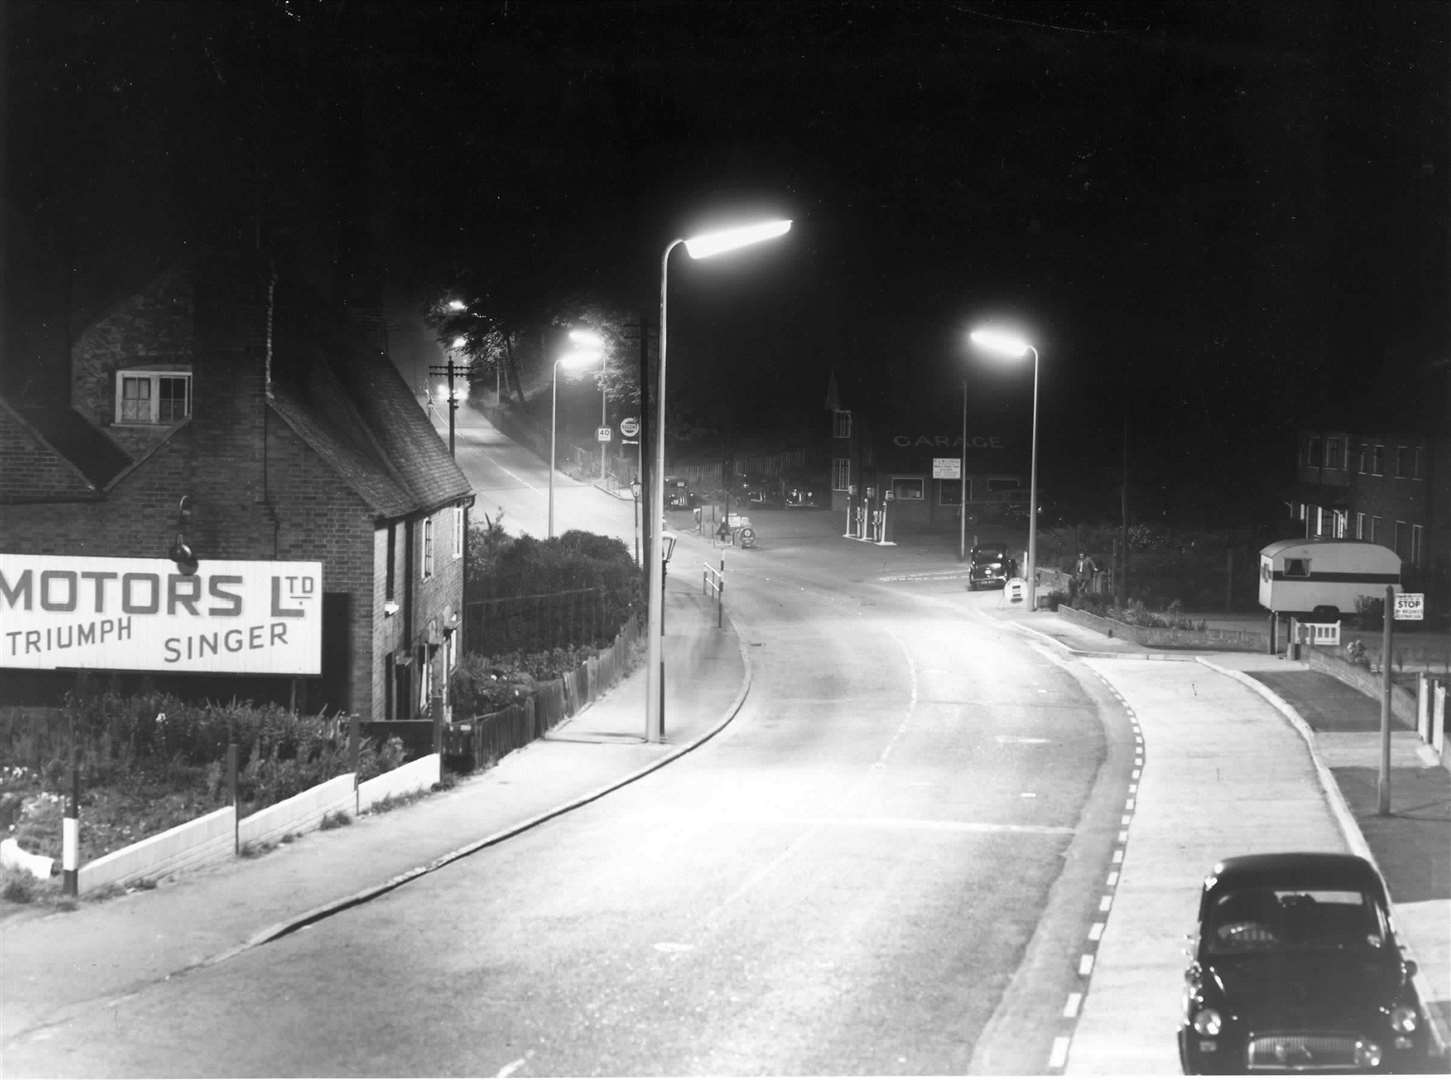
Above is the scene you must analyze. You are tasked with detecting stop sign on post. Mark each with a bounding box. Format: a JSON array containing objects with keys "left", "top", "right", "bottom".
[{"left": 1394, "top": 592, "right": 1424, "bottom": 621}]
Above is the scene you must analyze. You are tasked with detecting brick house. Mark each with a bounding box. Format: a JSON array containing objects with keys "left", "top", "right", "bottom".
[
  {"left": 0, "top": 250, "right": 474, "bottom": 720},
  {"left": 1290, "top": 428, "right": 1450, "bottom": 614}
]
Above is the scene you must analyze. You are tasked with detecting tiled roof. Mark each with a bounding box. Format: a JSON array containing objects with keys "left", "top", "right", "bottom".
[
  {"left": 5, "top": 399, "right": 130, "bottom": 492},
  {"left": 270, "top": 283, "right": 473, "bottom": 519}
]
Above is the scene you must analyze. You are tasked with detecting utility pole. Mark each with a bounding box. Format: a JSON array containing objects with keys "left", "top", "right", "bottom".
[
  {"left": 428, "top": 349, "right": 468, "bottom": 457},
  {"left": 1377, "top": 584, "right": 1394, "bottom": 815}
]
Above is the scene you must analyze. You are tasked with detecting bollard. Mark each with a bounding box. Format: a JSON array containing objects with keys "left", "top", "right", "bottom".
[{"left": 63, "top": 749, "right": 79, "bottom": 897}]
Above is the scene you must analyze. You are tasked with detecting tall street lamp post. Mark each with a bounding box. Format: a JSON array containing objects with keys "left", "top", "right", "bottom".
[
  {"left": 549, "top": 334, "right": 603, "bottom": 539},
  {"left": 648, "top": 218, "right": 791, "bottom": 743},
  {"left": 970, "top": 327, "right": 1041, "bottom": 610}
]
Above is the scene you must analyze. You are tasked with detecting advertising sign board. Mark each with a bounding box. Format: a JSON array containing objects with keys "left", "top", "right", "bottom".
[
  {"left": 933, "top": 458, "right": 961, "bottom": 479},
  {"left": 0, "top": 554, "right": 323, "bottom": 674}
]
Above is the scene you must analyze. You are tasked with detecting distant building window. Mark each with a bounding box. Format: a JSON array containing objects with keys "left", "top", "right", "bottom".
[
  {"left": 891, "top": 476, "right": 924, "bottom": 501},
  {"left": 1357, "top": 444, "right": 1369, "bottom": 474},
  {"left": 986, "top": 477, "right": 1022, "bottom": 496},
  {"left": 1411, "top": 524, "right": 1424, "bottom": 567},
  {"left": 1331, "top": 509, "right": 1347, "bottom": 538},
  {"left": 832, "top": 457, "right": 851, "bottom": 491},
  {"left": 452, "top": 506, "right": 464, "bottom": 558},
  {"left": 1355, "top": 512, "right": 1366, "bottom": 540},
  {"left": 1284, "top": 558, "right": 1310, "bottom": 578},
  {"left": 1395, "top": 446, "right": 1412, "bottom": 478},
  {"left": 939, "top": 479, "right": 964, "bottom": 506},
  {"left": 1371, "top": 445, "right": 1384, "bottom": 476},
  {"left": 422, "top": 516, "right": 434, "bottom": 580},
  {"left": 832, "top": 410, "right": 852, "bottom": 439},
  {"left": 1325, "top": 437, "right": 1343, "bottom": 469},
  {"left": 1370, "top": 516, "right": 1382, "bottom": 543},
  {"left": 386, "top": 524, "right": 397, "bottom": 600},
  {"left": 1305, "top": 436, "right": 1322, "bottom": 467},
  {"left": 115, "top": 370, "right": 191, "bottom": 425},
  {"left": 1413, "top": 445, "right": 1424, "bottom": 479},
  {"left": 1394, "top": 521, "right": 1411, "bottom": 562}
]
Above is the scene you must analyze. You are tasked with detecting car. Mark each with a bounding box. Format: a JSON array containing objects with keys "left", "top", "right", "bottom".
[
  {"left": 662, "top": 476, "right": 696, "bottom": 510},
  {"left": 1179, "top": 852, "right": 1427, "bottom": 1075},
  {"left": 967, "top": 544, "right": 1017, "bottom": 590}
]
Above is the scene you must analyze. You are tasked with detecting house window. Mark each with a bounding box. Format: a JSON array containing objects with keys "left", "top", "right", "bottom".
[
  {"left": 1284, "top": 558, "right": 1310, "bottom": 578},
  {"left": 1331, "top": 509, "right": 1347, "bottom": 538},
  {"left": 1355, "top": 512, "right": 1366, "bottom": 540},
  {"left": 1394, "top": 521, "right": 1411, "bottom": 562},
  {"left": 115, "top": 369, "right": 191, "bottom": 425},
  {"left": 1358, "top": 444, "right": 1369, "bottom": 474},
  {"left": 1395, "top": 446, "right": 1412, "bottom": 478},
  {"left": 831, "top": 457, "right": 851, "bottom": 491},
  {"left": 891, "top": 476, "right": 924, "bottom": 501},
  {"left": 1411, "top": 524, "right": 1424, "bottom": 568},
  {"left": 939, "top": 479, "right": 964, "bottom": 506},
  {"left": 1305, "top": 436, "right": 1322, "bottom": 467},
  {"left": 1413, "top": 445, "right": 1424, "bottom": 479},
  {"left": 832, "top": 410, "right": 852, "bottom": 439},
  {"left": 1325, "top": 437, "right": 1343, "bottom": 469},
  {"left": 1371, "top": 516, "right": 1382, "bottom": 543},
  {"left": 445, "top": 628, "right": 458, "bottom": 677},
  {"left": 418, "top": 644, "right": 433, "bottom": 713},
  {"left": 422, "top": 516, "right": 434, "bottom": 580},
  {"left": 385, "top": 524, "right": 397, "bottom": 601},
  {"left": 452, "top": 506, "right": 464, "bottom": 558},
  {"left": 1371, "top": 445, "right": 1384, "bottom": 476}
]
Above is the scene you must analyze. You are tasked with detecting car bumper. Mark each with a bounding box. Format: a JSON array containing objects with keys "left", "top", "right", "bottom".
[{"left": 1180, "top": 1027, "right": 1423, "bottom": 1074}]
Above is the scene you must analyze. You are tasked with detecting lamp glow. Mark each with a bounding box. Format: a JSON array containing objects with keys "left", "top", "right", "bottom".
[
  {"left": 969, "top": 328, "right": 1033, "bottom": 359},
  {"left": 683, "top": 219, "right": 792, "bottom": 260}
]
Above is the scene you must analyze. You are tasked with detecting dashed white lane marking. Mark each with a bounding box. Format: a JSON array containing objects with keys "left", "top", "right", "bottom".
[
  {"left": 1089, "top": 922, "right": 1105, "bottom": 941},
  {"left": 1063, "top": 992, "right": 1083, "bottom": 1018},
  {"left": 1099, "top": 894, "right": 1113, "bottom": 912},
  {"left": 1078, "top": 954, "right": 1095, "bottom": 976},
  {"left": 497, "top": 1053, "right": 531, "bottom": 1077},
  {"left": 1049, "top": 1036, "right": 1071, "bottom": 1069}
]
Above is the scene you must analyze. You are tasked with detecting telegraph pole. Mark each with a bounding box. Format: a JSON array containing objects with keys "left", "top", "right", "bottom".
[{"left": 428, "top": 350, "right": 468, "bottom": 457}]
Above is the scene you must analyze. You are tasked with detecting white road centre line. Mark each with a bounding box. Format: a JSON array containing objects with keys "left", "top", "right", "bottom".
[
  {"left": 1049, "top": 1036, "right": 1071, "bottom": 1070},
  {"left": 1089, "top": 922, "right": 1105, "bottom": 941},
  {"left": 1078, "top": 953, "right": 1095, "bottom": 976},
  {"left": 1063, "top": 992, "right": 1083, "bottom": 1018}
]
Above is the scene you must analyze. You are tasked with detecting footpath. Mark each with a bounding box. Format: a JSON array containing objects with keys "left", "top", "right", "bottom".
[
  {"left": 1001, "top": 608, "right": 1451, "bottom": 1074},
  {"left": 2, "top": 537, "right": 1447, "bottom": 1074}
]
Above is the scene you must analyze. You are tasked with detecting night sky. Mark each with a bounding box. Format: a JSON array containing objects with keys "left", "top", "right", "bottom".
[{"left": 4, "top": 0, "right": 1448, "bottom": 524}]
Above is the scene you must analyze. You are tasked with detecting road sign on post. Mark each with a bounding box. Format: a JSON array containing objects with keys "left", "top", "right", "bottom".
[
  {"left": 1394, "top": 592, "right": 1424, "bottom": 621},
  {"left": 597, "top": 426, "right": 612, "bottom": 443},
  {"left": 620, "top": 417, "right": 640, "bottom": 438}
]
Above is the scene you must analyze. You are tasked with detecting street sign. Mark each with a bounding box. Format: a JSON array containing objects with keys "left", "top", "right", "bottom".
[
  {"left": 933, "top": 457, "right": 961, "bottom": 479},
  {"left": 620, "top": 417, "right": 640, "bottom": 438},
  {"left": 1394, "top": 592, "right": 1424, "bottom": 620},
  {"left": 597, "top": 426, "right": 612, "bottom": 443}
]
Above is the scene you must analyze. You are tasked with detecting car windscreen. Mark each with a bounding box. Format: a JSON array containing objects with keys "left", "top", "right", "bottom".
[
  {"left": 971, "top": 549, "right": 1006, "bottom": 562},
  {"left": 1206, "top": 887, "right": 1387, "bottom": 954}
]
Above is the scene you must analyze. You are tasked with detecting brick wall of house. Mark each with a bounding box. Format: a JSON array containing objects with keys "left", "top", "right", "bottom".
[
  {"left": 71, "top": 267, "right": 194, "bottom": 459},
  {"left": 0, "top": 406, "right": 97, "bottom": 499}
]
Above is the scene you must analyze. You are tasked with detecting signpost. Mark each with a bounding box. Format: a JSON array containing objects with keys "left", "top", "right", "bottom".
[{"left": 1377, "top": 589, "right": 1425, "bottom": 815}]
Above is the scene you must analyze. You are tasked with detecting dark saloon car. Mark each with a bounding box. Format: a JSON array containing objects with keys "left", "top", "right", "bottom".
[
  {"left": 967, "top": 544, "right": 1017, "bottom": 590},
  {"left": 1179, "top": 853, "right": 1426, "bottom": 1075}
]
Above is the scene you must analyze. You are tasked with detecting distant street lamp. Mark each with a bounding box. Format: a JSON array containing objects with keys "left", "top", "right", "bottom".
[
  {"left": 969, "top": 327, "right": 1041, "bottom": 611},
  {"left": 566, "top": 328, "right": 609, "bottom": 481},
  {"left": 549, "top": 336, "right": 603, "bottom": 539},
  {"left": 647, "top": 218, "right": 792, "bottom": 743}
]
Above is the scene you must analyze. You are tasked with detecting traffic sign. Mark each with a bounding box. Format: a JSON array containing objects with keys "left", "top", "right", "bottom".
[
  {"left": 1394, "top": 592, "right": 1424, "bottom": 621},
  {"left": 597, "top": 426, "right": 612, "bottom": 443},
  {"left": 620, "top": 417, "right": 640, "bottom": 438}
]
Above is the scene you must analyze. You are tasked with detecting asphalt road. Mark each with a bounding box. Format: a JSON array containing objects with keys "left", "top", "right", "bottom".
[{"left": 8, "top": 533, "right": 1132, "bottom": 1075}]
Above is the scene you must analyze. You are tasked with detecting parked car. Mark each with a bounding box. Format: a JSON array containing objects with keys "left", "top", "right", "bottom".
[
  {"left": 967, "top": 544, "right": 1017, "bottom": 590},
  {"left": 785, "top": 486, "right": 818, "bottom": 508},
  {"left": 662, "top": 476, "right": 696, "bottom": 510},
  {"left": 1179, "top": 852, "right": 1427, "bottom": 1075}
]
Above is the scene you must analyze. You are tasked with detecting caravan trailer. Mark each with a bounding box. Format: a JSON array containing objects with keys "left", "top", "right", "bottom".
[{"left": 1258, "top": 538, "right": 1400, "bottom": 619}]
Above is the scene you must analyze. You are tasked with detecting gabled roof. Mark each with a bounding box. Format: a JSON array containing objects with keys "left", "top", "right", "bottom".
[
  {"left": 269, "top": 277, "right": 472, "bottom": 520},
  {"left": 1, "top": 397, "right": 130, "bottom": 494}
]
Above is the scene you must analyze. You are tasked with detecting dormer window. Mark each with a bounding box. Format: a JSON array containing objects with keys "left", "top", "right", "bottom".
[{"left": 115, "top": 367, "right": 191, "bottom": 425}]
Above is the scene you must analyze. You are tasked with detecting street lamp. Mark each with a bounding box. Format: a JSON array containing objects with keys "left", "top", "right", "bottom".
[
  {"left": 969, "top": 327, "right": 1041, "bottom": 611},
  {"left": 647, "top": 217, "right": 792, "bottom": 743},
  {"left": 549, "top": 337, "right": 603, "bottom": 539}
]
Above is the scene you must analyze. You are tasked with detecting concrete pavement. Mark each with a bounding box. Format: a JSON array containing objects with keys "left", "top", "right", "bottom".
[{"left": 3, "top": 538, "right": 1447, "bottom": 1074}]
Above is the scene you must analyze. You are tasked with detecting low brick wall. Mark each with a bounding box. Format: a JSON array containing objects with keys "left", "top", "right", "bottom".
[
  {"left": 79, "top": 805, "right": 236, "bottom": 894},
  {"left": 1305, "top": 645, "right": 1419, "bottom": 728},
  {"left": 1056, "top": 605, "right": 1270, "bottom": 652},
  {"left": 238, "top": 773, "right": 357, "bottom": 850},
  {"left": 358, "top": 753, "right": 439, "bottom": 812}
]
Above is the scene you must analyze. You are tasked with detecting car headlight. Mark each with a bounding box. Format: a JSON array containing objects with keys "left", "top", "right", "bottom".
[
  {"left": 1191, "top": 1008, "right": 1222, "bottom": 1036},
  {"left": 1389, "top": 1004, "right": 1419, "bottom": 1033},
  {"left": 1354, "top": 1040, "right": 1383, "bottom": 1069}
]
